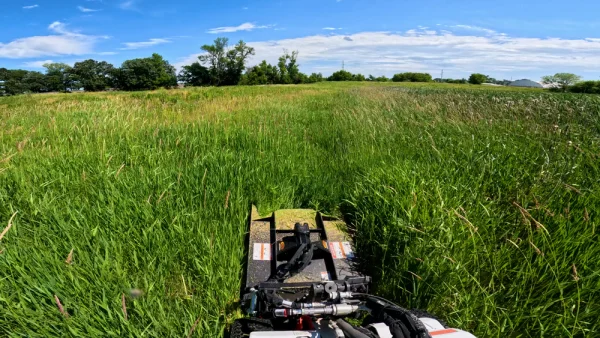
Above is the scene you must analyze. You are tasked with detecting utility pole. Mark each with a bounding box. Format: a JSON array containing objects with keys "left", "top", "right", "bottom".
[
  {"left": 342, "top": 61, "right": 345, "bottom": 70},
  {"left": 440, "top": 70, "right": 444, "bottom": 82}
]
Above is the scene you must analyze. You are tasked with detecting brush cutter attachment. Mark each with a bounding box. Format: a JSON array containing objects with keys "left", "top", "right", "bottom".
[{"left": 232, "top": 206, "right": 476, "bottom": 338}]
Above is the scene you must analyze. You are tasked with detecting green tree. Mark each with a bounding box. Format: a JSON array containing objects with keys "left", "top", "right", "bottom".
[
  {"left": 243, "top": 51, "right": 305, "bottom": 86},
  {"left": 277, "top": 50, "right": 301, "bottom": 84},
  {"left": 541, "top": 73, "right": 582, "bottom": 92},
  {"left": 0, "top": 69, "right": 29, "bottom": 95},
  {"left": 262, "top": 61, "right": 280, "bottom": 84},
  {"left": 468, "top": 73, "right": 488, "bottom": 85},
  {"left": 178, "top": 62, "right": 211, "bottom": 87},
  {"left": 72, "top": 59, "right": 115, "bottom": 91},
  {"left": 240, "top": 66, "right": 267, "bottom": 86},
  {"left": 199, "top": 37, "right": 228, "bottom": 86},
  {"left": 241, "top": 60, "right": 280, "bottom": 85},
  {"left": 353, "top": 73, "right": 366, "bottom": 81},
  {"left": 0, "top": 69, "right": 5, "bottom": 96},
  {"left": 113, "top": 54, "right": 177, "bottom": 91},
  {"left": 0, "top": 69, "right": 50, "bottom": 95},
  {"left": 44, "top": 63, "right": 76, "bottom": 91},
  {"left": 306, "top": 73, "right": 324, "bottom": 83},
  {"left": 223, "top": 40, "right": 255, "bottom": 85},
  {"left": 569, "top": 80, "right": 600, "bottom": 94},
  {"left": 328, "top": 70, "right": 354, "bottom": 81},
  {"left": 392, "top": 72, "right": 432, "bottom": 82},
  {"left": 392, "top": 73, "right": 405, "bottom": 82},
  {"left": 22, "top": 71, "right": 49, "bottom": 93},
  {"left": 198, "top": 38, "right": 255, "bottom": 86},
  {"left": 295, "top": 72, "right": 308, "bottom": 84},
  {"left": 449, "top": 78, "right": 468, "bottom": 84}
]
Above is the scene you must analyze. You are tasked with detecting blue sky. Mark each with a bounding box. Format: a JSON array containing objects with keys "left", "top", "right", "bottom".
[{"left": 2, "top": 0, "right": 600, "bottom": 80}]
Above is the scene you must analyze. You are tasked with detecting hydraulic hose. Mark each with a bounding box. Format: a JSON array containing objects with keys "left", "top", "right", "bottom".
[{"left": 335, "top": 319, "right": 372, "bottom": 338}]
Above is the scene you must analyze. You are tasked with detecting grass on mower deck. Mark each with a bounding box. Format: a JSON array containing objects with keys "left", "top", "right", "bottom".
[{"left": 0, "top": 82, "right": 598, "bottom": 337}]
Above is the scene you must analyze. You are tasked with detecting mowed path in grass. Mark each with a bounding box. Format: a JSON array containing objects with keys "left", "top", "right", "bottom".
[{"left": 0, "top": 82, "right": 599, "bottom": 337}]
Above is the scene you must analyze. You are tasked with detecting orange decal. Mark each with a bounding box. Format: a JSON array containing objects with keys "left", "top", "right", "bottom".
[
  {"left": 260, "top": 243, "right": 264, "bottom": 260},
  {"left": 330, "top": 242, "right": 337, "bottom": 259},
  {"left": 340, "top": 242, "right": 347, "bottom": 257},
  {"left": 430, "top": 329, "right": 458, "bottom": 336}
]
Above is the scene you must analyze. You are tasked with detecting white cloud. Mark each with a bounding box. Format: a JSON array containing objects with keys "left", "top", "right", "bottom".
[
  {"left": 0, "top": 21, "right": 105, "bottom": 59},
  {"left": 177, "top": 26, "right": 600, "bottom": 79},
  {"left": 323, "top": 27, "right": 341, "bottom": 31},
  {"left": 119, "top": 0, "right": 136, "bottom": 10},
  {"left": 48, "top": 22, "right": 68, "bottom": 35},
  {"left": 450, "top": 24, "right": 497, "bottom": 36},
  {"left": 78, "top": 6, "right": 100, "bottom": 12},
  {"left": 23, "top": 4, "right": 39, "bottom": 9},
  {"left": 97, "top": 51, "right": 118, "bottom": 55},
  {"left": 120, "top": 38, "right": 171, "bottom": 50},
  {"left": 22, "top": 60, "right": 53, "bottom": 68},
  {"left": 207, "top": 22, "right": 272, "bottom": 34}
]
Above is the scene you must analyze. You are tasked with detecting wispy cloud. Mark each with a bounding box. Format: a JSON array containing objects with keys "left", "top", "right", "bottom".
[
  {"left": 0, "top": 21, "right": 106, "bottom": 59},
  {"left": 179, "top": 25, "right": 600, "bottom": 79},
  {"left": 48, "top": 21, "right": 75, "bottom": 35},
  {"left": 119, "top": 0, "right": 137, "bottom": 10},
  {"left": 22, "top": 60, "right": 53, "bottom": 68},
  {"left": 449, "top": 25, "right": 497, "bottom": 36},
  {"left": 207, "top": 22, "right": 272, "bottom": 34},
  {"left": 23, "top": 4, "right": 39, "bottom": 9},
  {"left": 120, "top": 38, "right": 171, "bottom": 50},
  {"left": 78, "top": 6, "right": 101, "bottom": 12},
  {"left": 323, "top": 27, "right": 341, "bottom": 31}
]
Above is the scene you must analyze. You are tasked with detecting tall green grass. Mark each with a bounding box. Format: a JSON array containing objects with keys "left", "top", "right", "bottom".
[{"left": 0, "top": 83, "right": 598, "bottom": 337}]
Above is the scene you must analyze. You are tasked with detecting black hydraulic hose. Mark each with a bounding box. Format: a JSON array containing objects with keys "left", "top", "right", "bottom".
[
  {"left": 351, "top": 294, "right": 432, "bottom": 338},
  {"left": 335, "top": 319, "right": 371, "bottom": 338},
  {"left": 351, "top": 293, "right": 403, "bottom": 309}
]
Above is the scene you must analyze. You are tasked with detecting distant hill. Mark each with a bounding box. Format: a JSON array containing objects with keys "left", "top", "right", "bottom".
[{"left": 509, "top": 79, "right": 543, "bottom": 88}]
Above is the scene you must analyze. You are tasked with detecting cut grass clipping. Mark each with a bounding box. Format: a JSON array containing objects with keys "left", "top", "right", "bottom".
[{"left": 0, "top": 82, "right": 598, "bottom": 337}]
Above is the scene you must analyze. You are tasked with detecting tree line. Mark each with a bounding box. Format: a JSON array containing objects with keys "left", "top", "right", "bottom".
[
  {"left": 0, "top": 37, "right": 456, "bottom": 96},
  {"left": 0, "top": 53, "right": 177, "bottom": 95},
  {"left": 541, "top": 73, "right": 600, "bottom": 93},
  {"left": 0, "top": 38, "right": 594, "bottom": 95}
]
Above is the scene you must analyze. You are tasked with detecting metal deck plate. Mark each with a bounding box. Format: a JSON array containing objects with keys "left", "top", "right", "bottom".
[{"left": 245, "top": 206, "right": 358, "bottom": 289}]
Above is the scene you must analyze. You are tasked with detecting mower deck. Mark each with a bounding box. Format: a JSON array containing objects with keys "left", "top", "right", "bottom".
[{"left": 244, "top": 206, "right": 357, "bottom": 290}]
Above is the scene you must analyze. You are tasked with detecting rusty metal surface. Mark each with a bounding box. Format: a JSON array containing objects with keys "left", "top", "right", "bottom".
[
  {"left": 322, "top": 218, "right": 355, "bottom": 280},
  {"left": 246, "top": 215, "right": 272, "bottom": 288}
]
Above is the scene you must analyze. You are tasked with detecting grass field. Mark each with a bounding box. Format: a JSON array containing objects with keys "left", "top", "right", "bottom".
[{"left": 0, "top": 82, "right": 598, "bottom": 337}]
